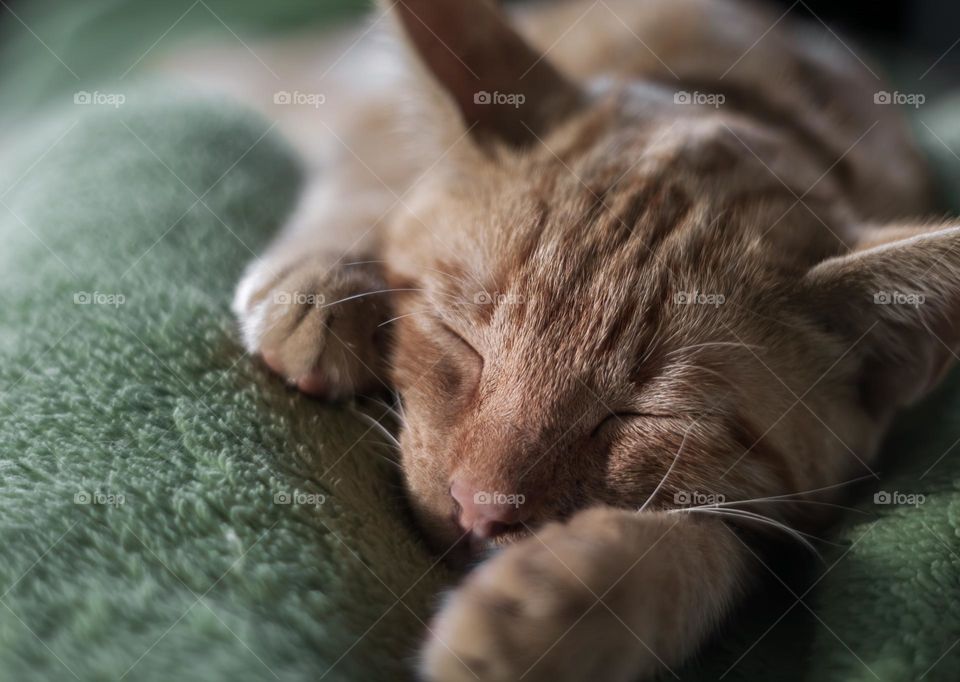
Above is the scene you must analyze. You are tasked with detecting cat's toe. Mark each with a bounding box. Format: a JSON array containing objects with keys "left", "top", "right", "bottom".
[
  {"left": 233, "top": 254, "right": 391, "bottom": 399},
  {"left": 293, "top": 370, "right": 328, "bottom": 397},
  {"left": 260, "top": 351, "right": 327, "bottom": 397},
  {"left": 260, "top": 349, "right": 285, "bottom": 376}
]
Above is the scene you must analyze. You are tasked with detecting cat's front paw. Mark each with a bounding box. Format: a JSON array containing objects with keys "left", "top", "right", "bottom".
[
  {"left": 420, "top": 509, "right": 658, "bottom": 682},
  {"left": 232, "top": 252, "right": 391, "bottom": 399}
]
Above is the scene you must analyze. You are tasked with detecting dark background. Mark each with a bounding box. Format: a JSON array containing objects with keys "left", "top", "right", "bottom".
[
  {"left": 2, "top": 0, "right": 959, "bottom": 46},
  {"left": 1, "top": 0, "right": 957, "bottom": 92},
  {"left": 784, "top": 0, "right": 960, "bottom": 68},
  {"left": 787, "top": 0, "right": 957, "bottom": 41}
]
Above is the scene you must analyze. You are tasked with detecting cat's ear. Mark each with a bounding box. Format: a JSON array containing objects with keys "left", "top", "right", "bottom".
[
  {"left": 801, "top": 223, "right": 960, "bottom": 412},
  {"left": 388, "top": 0, "right": 584, "bottom": 147}
]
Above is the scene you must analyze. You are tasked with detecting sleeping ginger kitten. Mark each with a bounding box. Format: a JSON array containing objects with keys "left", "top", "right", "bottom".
[{"left": 220, "top": 0, "right": 954, "bottom": 679}]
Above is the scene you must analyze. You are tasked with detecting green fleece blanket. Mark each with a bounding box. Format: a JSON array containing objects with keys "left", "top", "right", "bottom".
[
  {"left": 2, "top": 3, "right": 960, "bottom": 682},
  {"left": 0, "top": 95, "right": 451, "bottom": 681}
]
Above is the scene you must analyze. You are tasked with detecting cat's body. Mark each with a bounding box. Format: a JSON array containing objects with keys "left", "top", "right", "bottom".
[{"left": 166, "top": 1, "right": 958, "bottom": 679}]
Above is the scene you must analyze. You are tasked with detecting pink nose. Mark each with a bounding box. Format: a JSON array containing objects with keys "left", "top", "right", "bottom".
[{"left": 450, "top": 478, "right": 529, "bottom": 539}]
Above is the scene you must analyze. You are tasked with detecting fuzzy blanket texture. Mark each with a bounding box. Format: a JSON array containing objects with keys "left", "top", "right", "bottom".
[{"left": 2, "top": 2, "right": 960, "bottom": 681}]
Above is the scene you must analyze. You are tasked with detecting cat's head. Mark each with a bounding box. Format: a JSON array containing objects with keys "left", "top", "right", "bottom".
[{"left": 380, "top": 0, "right": 960, "bottom": 559}]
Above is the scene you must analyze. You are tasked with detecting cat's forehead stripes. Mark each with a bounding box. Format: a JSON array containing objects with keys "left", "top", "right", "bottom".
[{"left": 421, "top": 106, "right": 861, "bottom": 397}]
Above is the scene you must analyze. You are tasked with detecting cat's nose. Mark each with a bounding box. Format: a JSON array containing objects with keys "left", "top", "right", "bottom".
[{"left": 450, "top": 477, "right": 529, "bottom": 539}]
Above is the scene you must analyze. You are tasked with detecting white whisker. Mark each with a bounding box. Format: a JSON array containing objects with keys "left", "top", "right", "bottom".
[
  {"left": 667, "top": 341, "right": 765, "bottom": 358},
  {"left": 319, "top": 288, "right": 424, "bottom": 310},
  {"left": 362, "top": 443, "right": 402, "bottom": 470},
  {"left": 350, "top": 408, "right": 401, "bottom": 448},
  {"left": 424, "top": 266, "right": 497, "bottom": 304},
  {"left": 376, "top": 455, "right": 402, "bottom": 470},
  {"left": 368, "top": 397, "right": 404, "bottom": 425},
  {"left": 717, "top": 474, "right": 877, "bottom": 506},
  {"left": 638, "top": 419, "right": 699, "bottom": 512},
  {"left": 704, "top": 498, "right": 868, "bottom": 515},
  {"left": 671, "top": 361, "right": 739, "bottom": 389},
  {"left": 669, "top": 506, "right": 825, "bottom": 560},
  {"left": 378, "top": 309, "right": 435, "bottom": 327},
  {"left": 423, "top": 267, "right": 471, "bottom": 289},
  {"left": 706, "top": 506, "right": 843, "bottom": 548},
  {"left": 340, "top": 259, "right": 388, "bottom": 267}
]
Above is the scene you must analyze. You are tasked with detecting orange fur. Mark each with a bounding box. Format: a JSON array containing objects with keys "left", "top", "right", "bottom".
[{"left": 222, "top": 1, "right": 958, "bottom": 679}]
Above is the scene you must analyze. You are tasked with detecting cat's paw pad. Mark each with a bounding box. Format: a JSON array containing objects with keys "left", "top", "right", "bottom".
[
  {"left": 421, "top": 512, "right": 637, "bottom": 682},
  {"left": 232, "top": 254, "right": 391, "bottom": 399}
]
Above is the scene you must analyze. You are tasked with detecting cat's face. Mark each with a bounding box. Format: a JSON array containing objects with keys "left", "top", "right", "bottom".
[
  {"left": 380, "top": 0, "right": 957, "bottom": 559},
  {"left": 384, "top": 92, "right": 866, "bottom": 556}
]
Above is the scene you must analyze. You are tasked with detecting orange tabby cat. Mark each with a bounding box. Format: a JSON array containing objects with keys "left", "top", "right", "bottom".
[{"left": 227, "top": 0, "right": 954, "bottom": 679}]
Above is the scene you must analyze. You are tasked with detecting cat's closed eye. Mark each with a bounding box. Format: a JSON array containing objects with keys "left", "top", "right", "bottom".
[
  {"left": 417, "top": 320, "right": 483, "bottom": 400},
  {"left": 440, "top": 322, "right": 483, "bottom": 369},
  {"left": 590, "top": 412, "right": 672, "bottom": 438}
]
